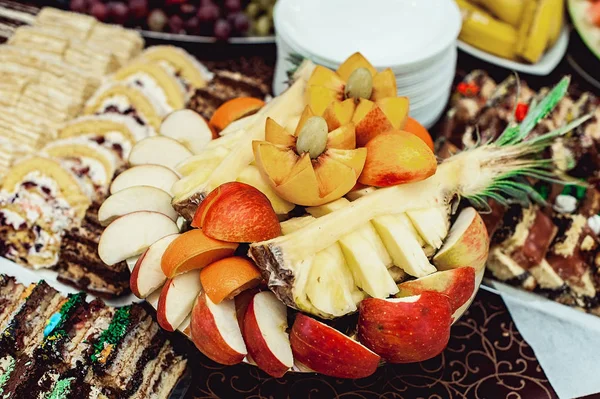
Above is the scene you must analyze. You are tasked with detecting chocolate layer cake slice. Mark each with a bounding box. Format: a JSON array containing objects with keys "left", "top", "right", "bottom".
[
  {"left": 56, "top": 203, "right": 130, "bottom": 298},
  {"left": 0, "top": 276, "right": 25, "bottom": 329},
  {"left": 85, "top": 304, "right": 165, "bottom": 398}
]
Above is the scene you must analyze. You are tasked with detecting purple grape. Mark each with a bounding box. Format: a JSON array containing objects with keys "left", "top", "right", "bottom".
[
  {"left": 224, "top": 0, "right": 241, "bottom": 13},
  {"left": 197, "top": 4, "right": 219, "bottom": 22},
  {"left": 129, "top": 0, "right": 148, "bottom": 19},
  {"left": 185, "top": 16, "right": 201, "bottom": 35},
  {"left": 168, "top": 14, "right": 184, "bottom": 33},
  {"left": 107, "top": 2, "right": 129, "bottom": 24},
  {"left": 232, "top": 12, "right": 249, "bottom": 34},
  {"left": 70, "top": 0, "right": 88, "bottom": 13},
  {"left": 213, "top": 19, "right": 231, "bottom": 40},
  {"left": 90, "top": 1, "right": 109, "bottom": 21}
]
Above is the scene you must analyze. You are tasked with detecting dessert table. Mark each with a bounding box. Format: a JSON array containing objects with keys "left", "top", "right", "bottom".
[{"left": 164, "top": 39, "right": 599, "bottom": 399}]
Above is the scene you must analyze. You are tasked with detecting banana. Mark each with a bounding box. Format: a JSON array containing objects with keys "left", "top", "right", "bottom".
[
  {"left": 517, "top": 0, "right": 554, "bottom": 63},
  {"left": 547, "top": 0, "right": 564, "bottom": 47},
  {"left": 471, "top": 0, "right": 525, "bottom": 27},
  {"left": 458, "top": 4, "right": 519, "bottom": 60}
]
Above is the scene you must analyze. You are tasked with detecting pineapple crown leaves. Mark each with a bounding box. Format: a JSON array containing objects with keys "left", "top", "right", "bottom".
[{"left": 462, "top": 76, "right": 591, "bottom": 210}]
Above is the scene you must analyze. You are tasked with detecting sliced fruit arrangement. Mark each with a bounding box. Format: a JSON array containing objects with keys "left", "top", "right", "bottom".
[
  {"left": 104, "top": 50, "right": 589, "bottom": 378},
  {"left": 456, "top": 0, "right": 565, "bottom": 63},
  {"left": 569, "top": 0, "right": 600, "bottom": 60}
]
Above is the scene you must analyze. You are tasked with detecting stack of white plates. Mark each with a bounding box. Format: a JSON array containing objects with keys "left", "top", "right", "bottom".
[{"left": 273, "top": 0, "right": 462, "bottom": 129}]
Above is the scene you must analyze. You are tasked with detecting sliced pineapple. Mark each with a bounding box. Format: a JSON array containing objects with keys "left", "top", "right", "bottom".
[
  {"left": 237, "top": 165, "right": 295, "bottom": 215},
  {"left": 280, "top": 215, "right": 315, "bottom": 235},
  {"left": 371, "top": 214, "right": 437, "bottom": 278},
  {"left": 406, "top": 206, "right": 450, "bottom": 250}
]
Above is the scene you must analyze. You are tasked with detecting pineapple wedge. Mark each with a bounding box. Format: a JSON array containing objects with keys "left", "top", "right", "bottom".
[
  {"left": 280, "top": 215, "right": 314, "bottom": 235},
  {"left": 306, "top": 199, "right": 398, "bottom": 299},
  {"left": 407, "top": 207, "right": 450, "bottom": 250},
  {"left": 371, "top": 214, "right": 437, "bottom": 278},
  {"left": 175, "top": 146, "right": 230, "bottom": 177}
]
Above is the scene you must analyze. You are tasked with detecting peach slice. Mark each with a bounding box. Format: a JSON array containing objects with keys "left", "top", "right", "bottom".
[
  {"left": 335, "top": 52, "right": 378, "bottom": 81},
  {"left": 352, "top": 99, "right": 394, "bottom": 147},
  {"left": 326, "top": 124, "right": 356, "bottom": 150},
  {"left": 307, "top": 65, "right": 346, "bottom": 92},
  {"left": 290, "top": 313, "right": 381, "bottom": 379},
  {"left": 358, "top": 292, "right": 452, "bottom": 363},
  {"left": 396, "top": 267, "right": 476, "bottom": 313},
  {"left": 157, "top": 270, "right": 202, "bottom": 332},
  {"left": 265, "top": 117, "right": 296, "bottom": 147},
  {"left": 200, "top": 257, "right": 262, "bottom": 304},
  {"left": 192, "top": 182, "right": 281, "bottom": 243},
  {"left": 359, "top": 130, "right": 437, "bottom": 187},
  {"left": 252, "top": 141, "right": 298, "bottom": 184},
  {"left": 190, "top": 293, "right": 247, "bottom": 365},
  {"left": 322, "top": 99, "right": 355, "bottom": 131},
  {"left": 130, "top": 233, "right": 180, "bottom": 298},
  {"left": 243, "top": 291, "right": 294, "bottom": 378},
  {"left": 372, "top": 69, "right": 398, "bottom": 101},
  {"left": 161, "top": 229, "right": 238, "bottom": 278},
  {"left": 209, "top": 97, "right": 266, "bottom": 134},
  {"left": 377, "top": 97, "right": 410, "bottom": 130},
  {"left": 98, "top": 211, "right": 180, "bottom": 266},
  {"left": 306, "top": 85, "right": 340, "bottom": 116}
]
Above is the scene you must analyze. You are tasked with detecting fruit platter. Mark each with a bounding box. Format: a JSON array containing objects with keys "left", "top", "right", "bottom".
[
  {"left": 569, "top": 0, "right": 600, "bottom": 59},
  {"left": 0, "top": 4, "right": 596, "bottom": 395}
]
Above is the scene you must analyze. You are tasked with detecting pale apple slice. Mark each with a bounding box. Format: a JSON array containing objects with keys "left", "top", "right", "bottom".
[
  {"left": 110, "top": 164, "right": 179, "bottom": 196},
  {"left": 178, "top": 314, "right": 192, "bottom": 339},
  {"left": 243, "top": 291, "right": 294, "bottom": 377},
  {"left": 98, "top": 211, "right": 179, "bottom": 266},
  {"left": 157, "top": 270, "right": 202, "bottom": 331},
  {"left": 433, "top": 207, "right": 489, "bottom": 272},
  {"left": 98, "top": 186, "right": 178, "bottom": 226},
  {"left": 190, "top": 293, "right": 248, "bottom": 365},
  {"left": 160, "top": 109, "right": 214, "bottom": 154},
  {"left": 146, "top": 289, "right": 161, "bottom": 309},
  {"left": 290, "top": 313, "right": 381, "bottom": 378},
  {"left": 128, "top": 136, "right": 193, "bottom": 171},
  {"left": 130, "top": 233, "right": 180, "bottom": 298}
]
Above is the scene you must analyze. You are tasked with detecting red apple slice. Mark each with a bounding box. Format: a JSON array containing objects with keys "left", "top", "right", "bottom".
[
  {"left": 146, "top": 289, "right": 161, "bottom": 309},
  {"left": 290, "top": 313, "right": 381, "bottom": 379},
  {"left": 128, "top": 136, "right": 193, "bottom": 171},
  {"left": 358, "top": 292, "right": 452, "bottom": 363},
  {"left": 98, "top": 211, "right": 179, "bottom": 265},
  {"left": 190, "top": 292, "right": 247, "bottom": 365},
  {"left": 98, "top": 186, "right": 178, "bottom": 226},
  {"left": 433, "top": 207, "right": 489, "bottom": 272},
  {"left": 110, "top": 164, "right": 179, "bottom": 195},
  {"left": 243, "top": 291, "right": 293, "bottom": 377},
  {"left": 160, "top": 109, "right": 215, "bottom": 154},
  {"left": 396, "top": 267, "right": 476, "bottom": 313},
  {"left": 130, "top": 233, "right": 180, "bottom": 298},
  {"left": 157, "top": 270, "right": 202, "bottom": 332},
  {"left": 178, "top": 314, "right": 192, "bottom": 339}
]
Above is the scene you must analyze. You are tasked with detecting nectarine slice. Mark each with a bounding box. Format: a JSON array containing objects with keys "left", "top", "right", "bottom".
[
  {"left": 336, "top": 52, "right": 377, "bottom": 81},
  {"left": 352, "top": 99, "right": 394, "bottom": 147},
  {"left": 193, "top": 182, "right": 282, "bottom": 243},
  {"left": 323, "top": 99, "right": 355, "bottom": 131},
  {"left": 161, "top": 229, "right": 238, "bottom": 278},
  {"left": 209, "top": 97, "right": 265, "bottom": 134},
  {"left": 314, "top": 155, "right": 356, "bottom": 198},
  {"left": 377, "top": 97, "right": 409, "bottom": 130},
  {"left": 307, "top": 65, "right": 346, "bottom": 91},
  {"left": 326, "top": 148, "right": 367, "bottom": 177},
  {"left": 265, "top": 118, "right": 295, "bottom": 147},
  {"left": 306, "top": 85, "right": 340, "bottom": 116},
  {"left": 252, "top": 141, "right": 298, "bottom": 185},
  {"left": 359, "top": 130, "right": 437, "bottom": 187},
  {"left": 372, "top": 69, "right": 398, "bottom": 101},
  {"left": 200, "top": 257, "right": 262, "bottom": 304},
  {"left": 293, "top": 106, "right": 316, "bottom": 136},
  {"left": 326, "top": 124, "right": 356, "bottom": 150}
]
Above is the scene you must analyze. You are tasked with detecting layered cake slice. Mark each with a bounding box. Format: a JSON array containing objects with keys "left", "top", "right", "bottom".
[
  {"left": 56, "top": 203, "right": 130, "bottom": 298},
  {"left": 0, "top": 276, "right": 25, "bottom": 329}
]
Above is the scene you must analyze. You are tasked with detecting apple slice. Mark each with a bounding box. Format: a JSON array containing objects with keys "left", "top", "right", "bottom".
[
  {"left": 290, "top": 314, "right": 381, "bottom": 378},
  {"left": 98, "top": 186, "right": 178, "bottom": 226},
  {"left": 98, "top": 211, "right": 179, "bottom": 266},
  {"left": 160, "top": 109, "right": 215, "bottom": 154},
  {"left": 161, "top": 229, "right": 238, "bottom": 278},
  {"left": 396, "top": 267, "right": 476, "bottom": 313},
  {"left": 110, "top": 164, "right": 179, "bottom": 196},
  {"left": 433, "top": 207, "right": 489, "bottom": 272},
  {"left": 128, "top": 136, "right": 193, "bottom": 171},
  {"left": 358, "top": 292, "right": 452, "bottom": 363},
  {"left": 190, "top": 292, "right": 247, "bottom": 365},
  {"left": 146, "top": 289, "right": 161, "bottom": 309},
  {"left": 243, "top": 291, "right": 293, "bottom": 377},
  {"left": 126, "top": 256, "right": 139, "bottom": 272},
  {"left": 178, "top": 314, "right": 192, "bottom": 339},
  {"left": 130, "top": 233, "right": 180, "bottom": 298},
  {"left": 157, "top": 270, "right": 202, "bottom": 332}
]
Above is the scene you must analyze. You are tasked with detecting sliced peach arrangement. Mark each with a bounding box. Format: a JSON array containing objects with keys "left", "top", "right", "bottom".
[
  {"left": 253, "top": 106, "right": 367, "bottom": 206},
  {"left": 306, "top": 52, "right": 409, "bottom": 147}
]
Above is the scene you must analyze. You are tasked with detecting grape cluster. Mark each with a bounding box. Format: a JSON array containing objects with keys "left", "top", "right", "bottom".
[{"left": 69, "top": 0, "right": 276, "bottom": 39}]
